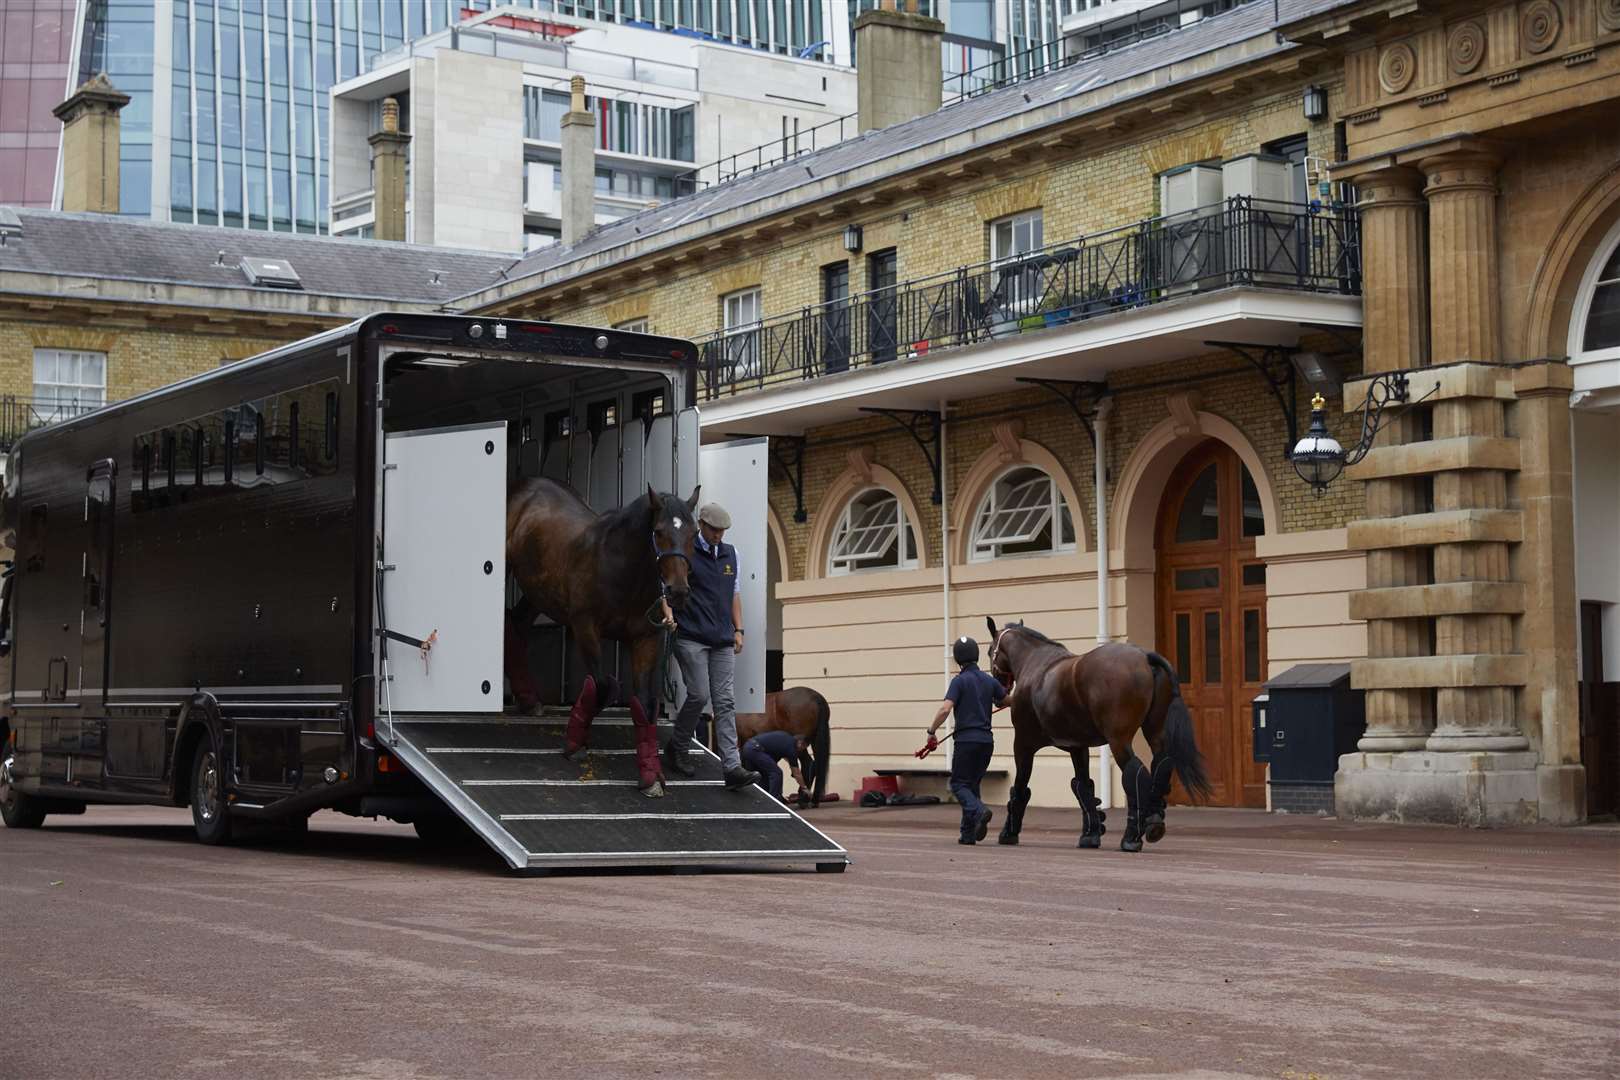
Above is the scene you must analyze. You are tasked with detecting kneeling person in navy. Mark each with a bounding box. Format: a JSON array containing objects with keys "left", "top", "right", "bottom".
[
  {"left": 921, "top": 637, "right": 1006, "bottom": 844},
  {"left": 740, "top": 730, "right": 808, "bottom": 803}
]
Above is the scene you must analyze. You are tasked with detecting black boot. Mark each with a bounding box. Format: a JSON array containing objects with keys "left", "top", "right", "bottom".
[
  {"left": 1120, "top": 813, "right": 1144, "bottom": 853},
  {"left": 1077, "top": 797, "right": 1107, "bottom": 849},
  {"left": 724, "top": 765, "right": 760, "bottom": 790},
  {"left": 663, "top": 739, "right": 696, "bottom": 778},
  {"left": 974, "top": 807, "right": 993, "bottom": 842}
]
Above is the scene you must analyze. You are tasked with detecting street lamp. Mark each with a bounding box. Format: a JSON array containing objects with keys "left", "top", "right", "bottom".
[
  {"left": 843, "top": 224, "right": 863, "bottom": 253},
  {"left": 1303, "top": 84, "right": 1328, "bottom": 122},
  {"left": 1290, "top": 371, "right": 1420, "bottom": 496}
]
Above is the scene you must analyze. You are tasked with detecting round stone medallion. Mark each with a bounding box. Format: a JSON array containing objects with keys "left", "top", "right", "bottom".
[
  {"left": 1379, "top": 41, "right": 1417, "bottom": 94},
  {"left": 1521, "top": 0, "right": 1561, "bottom": 54},
  {"left": 1448, "top": 21, "right": 1486, "bottom": 75}
]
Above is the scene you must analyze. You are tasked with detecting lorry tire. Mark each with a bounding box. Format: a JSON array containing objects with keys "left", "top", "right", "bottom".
[
  {"left": 189, "top": 739, "right": 233, "bottom": 846},
  {"left": 0, "top": 787, "right": 47, "bottom": 829}
]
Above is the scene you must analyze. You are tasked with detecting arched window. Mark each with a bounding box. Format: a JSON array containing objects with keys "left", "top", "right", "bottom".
[
  {"left": 970, "top": 465, "right": 1075, "bottom": 561},
  {"left": 1574, "top": 226, "right": 1620, "bottom": 359},
  {"left": 828, "top": 487, "right": 918, "bottom": 575}
]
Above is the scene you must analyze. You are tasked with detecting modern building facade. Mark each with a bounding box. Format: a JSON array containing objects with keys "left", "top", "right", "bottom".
[
  {"left": 0, "top": 0, "right": 77, "bottom": 208},
  {"left": 327, "top": 7, "right": 856, "bottom": 251}
]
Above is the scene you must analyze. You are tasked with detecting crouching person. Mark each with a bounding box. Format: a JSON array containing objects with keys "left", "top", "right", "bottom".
[{"left": 740, "top": 730, "right": 808, "bottom": 803}]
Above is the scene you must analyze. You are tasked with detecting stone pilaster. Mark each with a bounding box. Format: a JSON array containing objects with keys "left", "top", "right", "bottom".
[
  {"left": 1422, "top": 151, "right": 1501, "bottom": 366},
  {"left": 1350, "top": 167, "right": 1433, "bottom": 751}
]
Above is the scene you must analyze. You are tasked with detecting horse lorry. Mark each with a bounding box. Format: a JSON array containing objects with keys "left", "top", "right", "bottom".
[{"left": 0, "top": 313, "right": 845, "bottom": 871}]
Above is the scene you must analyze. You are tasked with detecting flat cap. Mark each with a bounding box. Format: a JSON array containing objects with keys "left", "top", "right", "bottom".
[{"left": 697, "top": 502, "right": 732, "bottom": 529}]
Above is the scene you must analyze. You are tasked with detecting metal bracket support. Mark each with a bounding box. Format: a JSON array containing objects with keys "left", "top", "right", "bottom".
[
  {"left": 860, "top": 408, "right": 942, "bottom": 504},
  {"left": 723, "top": 433, "right": 811, "bottom": 524},
  {"left": 1015, "top": 378, "right": 1108, "bottom": 448},
  {"left": 1206, "top": 340, "right": 1299, "bottom": 458}
]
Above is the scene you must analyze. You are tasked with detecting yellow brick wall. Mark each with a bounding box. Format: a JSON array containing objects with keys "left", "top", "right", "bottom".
[{"left": 0, "top": 315, "right": 307, "bottom": 405}]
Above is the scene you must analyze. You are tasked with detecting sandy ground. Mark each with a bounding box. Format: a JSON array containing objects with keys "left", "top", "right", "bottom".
[{"left": 0, "top": 802, "right": 1615, "bottom": 1080}]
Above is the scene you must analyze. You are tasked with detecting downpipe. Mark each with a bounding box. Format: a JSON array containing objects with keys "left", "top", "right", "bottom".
[{"left": 1094, "top": 395, "right": 1114, "bottom": 811}]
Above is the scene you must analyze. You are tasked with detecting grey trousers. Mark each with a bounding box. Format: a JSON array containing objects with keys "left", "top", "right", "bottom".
[{"left": 674, "top": 637, "right": 741, "bottom": 771}]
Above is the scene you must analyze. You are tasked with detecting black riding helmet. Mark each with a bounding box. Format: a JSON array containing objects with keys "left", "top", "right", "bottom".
[{"left": 952, "top": 636, "right": 979, "bottom": 667}]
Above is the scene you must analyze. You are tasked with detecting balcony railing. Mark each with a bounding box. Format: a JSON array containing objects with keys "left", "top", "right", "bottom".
[
  {"left": 0, "top": 395, "right": 104, "bottom": 451},
  {"left": 697, "top": 197, "right": 1361, "bottom": 401},
  {"left": 671, "top": 112, "right": 858, "bottom": 195}
]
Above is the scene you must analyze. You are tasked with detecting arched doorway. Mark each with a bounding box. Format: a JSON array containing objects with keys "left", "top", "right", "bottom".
[{"left": 1155, "top": 440, "right": 1268, "bottom": 808}]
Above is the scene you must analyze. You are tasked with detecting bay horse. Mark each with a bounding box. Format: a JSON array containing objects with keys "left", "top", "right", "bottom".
[
  {"left": 985, "top": 616, "right": 1212, "bottom": 851},
  {"left": 735, "top": 686, "right": 831, "bottom": 807},
  {"left": 505, "top": 477, "right": 702, "bottom": 798}
]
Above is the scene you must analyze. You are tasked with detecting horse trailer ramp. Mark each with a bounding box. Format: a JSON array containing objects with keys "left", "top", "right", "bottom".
[{"left": 378, "top": 710, "right": 849, "bottom": 872}]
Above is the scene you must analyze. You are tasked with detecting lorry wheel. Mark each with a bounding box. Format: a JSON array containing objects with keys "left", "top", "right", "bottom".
[
  {"left": 189, "top": 740, "right": 233, "bottom": 846},
  {"left": 0, "top": 785, "right": 47, "bottom": 829}
]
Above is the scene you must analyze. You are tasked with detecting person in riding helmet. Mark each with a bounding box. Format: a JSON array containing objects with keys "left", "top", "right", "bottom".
[{"left": 918, "top": 636, "right": 1007, "bottom": 844}]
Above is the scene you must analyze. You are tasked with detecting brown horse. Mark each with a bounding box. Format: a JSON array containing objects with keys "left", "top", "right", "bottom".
[
  {"left": 735, "top": 686, "right": 831, "bottom": 807},
  {"left": 505, "top": 477, "right": 701, "bottom": 797},
  {"left": 985, "top": 616, "right": 1211, "bottom": 852}
]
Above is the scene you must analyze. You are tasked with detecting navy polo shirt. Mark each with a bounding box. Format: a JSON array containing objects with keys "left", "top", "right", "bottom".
[
  {"left": 678, "top": 534, "right": 740, "bottom": 648},
  {"left": 747, "top": 730, "right": 797, "bottom": 762},
  {"left": 945, "top": 663, "right": 1005, "bottom": 745}
]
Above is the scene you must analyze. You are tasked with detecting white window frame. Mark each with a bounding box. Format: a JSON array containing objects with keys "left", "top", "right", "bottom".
[
  {"left": 828, "top": 487, "right": 918, "bottom": 575},
  {"left": 614, "top": 318, "right": 651, "bottom": 334},
  {"left": 1569, "top": 216, "right": 1620, "bottom": 368},
  {"left": 990, "top": 209, "right": 1045, "bottom": 314},
  {"left": 969, "top": 466, "right": 1075, "bottom": 562},
  {"left": 32, "top": 348, "right": 107, "bottom": 420},
  {"left": 722, "top": 287, "right": 762, "bottom": 380}
]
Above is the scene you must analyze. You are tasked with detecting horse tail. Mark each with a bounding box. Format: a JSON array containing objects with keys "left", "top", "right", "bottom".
[
  {"left": 1145, "top": 651, "right": 1213, "bottom": 804},
  {"left": 810, "top": 690, "right": 831, "bottom": 807}
]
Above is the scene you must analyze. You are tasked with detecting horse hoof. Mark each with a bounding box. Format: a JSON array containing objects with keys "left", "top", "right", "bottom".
[
  {"left": 1077, "top": 834, "right": 1100, "bottom": 849},
  {"left": 639, "top": 780, "right": 667, "bottom": 799},
  {"left": 1120, "top": 836, "right": 1143, "bottom": 853},
  {"left": 1143, "top": 814, "right": 1166, "bottom": 844},
  {"left": 997, "top": 832, "right": 1019, "bottom": 846}
]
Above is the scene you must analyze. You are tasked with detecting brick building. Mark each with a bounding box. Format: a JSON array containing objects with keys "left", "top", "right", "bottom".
[{"left": 3, "top": 0, "right": 1615, "bottom": 824}]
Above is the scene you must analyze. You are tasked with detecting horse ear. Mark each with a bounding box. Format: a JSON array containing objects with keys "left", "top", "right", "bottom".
[
  {"left": 686, "top": 484, "right": 701, "bottom": 511},
  {"left": 986, "top": 616, "right": 998, "bottom": 638},
  {"left": 646, "top": 484, "right": 663, "bottom": 514}
]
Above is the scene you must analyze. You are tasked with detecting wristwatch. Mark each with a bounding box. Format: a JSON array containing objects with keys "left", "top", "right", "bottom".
[{"left": 734, "top": 628, "right": 745, "bottom": 635}]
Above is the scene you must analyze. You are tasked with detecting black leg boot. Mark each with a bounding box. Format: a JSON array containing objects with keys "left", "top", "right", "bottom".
[
  {"left": 1143, "top": 756, "right": 1173, "bottom": 843},
  {"left": 1071, "top": 777, "right": 1107, "bottom": 849},
  {"left": 998, "top": 785, "right": 1030, "bottom": 845},
  {"left": 1119, "top": 757, "right": 1147, "bottom": 853}
]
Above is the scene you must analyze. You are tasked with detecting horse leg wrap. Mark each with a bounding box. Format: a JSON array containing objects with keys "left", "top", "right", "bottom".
[
  {"left": 1119, "top": 757, "right": 1147, "bottom": 853},
  {"left": 1070, "top": 777, "right": 1107, "bottom": 848},
  {"left": 998, "top": 785, "right": 1031, "bottom": 845},
  {"left": 629, "top": 696, "right": 663, "bottom": 792},
  {"left": 1144, "top": 756, "right": 1172, "bottom": 844},
  {"left": 503, "top": 617, "right": 540, "bottom": 712},
  {"left": 566, "top": 675, "right": 599, "bottom": 757}
]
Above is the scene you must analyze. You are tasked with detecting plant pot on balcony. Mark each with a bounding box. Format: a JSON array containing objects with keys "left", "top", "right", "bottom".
[
  {"left": 990, "top": 318, "right": 1019, "bottom": 339},
  {"left": 1042, "top": 307, "right": 1072, "bottom": 328},
  {"left": 1018, "top": 315, "right": 1045, "bottom": 333}
]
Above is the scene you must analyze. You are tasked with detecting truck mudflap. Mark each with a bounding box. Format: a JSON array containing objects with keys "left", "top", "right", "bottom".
[{"left": 377, "top": 710, "right": 849, "bottom": 871}]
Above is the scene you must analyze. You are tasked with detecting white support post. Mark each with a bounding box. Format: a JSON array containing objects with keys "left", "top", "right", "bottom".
[{"left": 1093, "top": 396, "right": 1114, "bottom": 809}]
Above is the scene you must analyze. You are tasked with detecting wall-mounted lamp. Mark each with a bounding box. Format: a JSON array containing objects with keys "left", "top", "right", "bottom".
[
  {"left": 1290, "top": 372, "right": 1435, "bottom": 496},
  {"left": 1303, "top": 85, "right": 1328, "bottom": 122},
  {"left": 843, "top": 224, "right": 863, "bottom": 253}
]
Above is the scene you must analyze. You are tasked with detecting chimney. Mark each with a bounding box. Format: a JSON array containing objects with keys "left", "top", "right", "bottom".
[
  {"left": 53, "top": 73, "right": 130, "bottom": 213},
  {"left": 560, "top": 76, "right": 596, "bottom": 246},
  {"left": 368, "top": 97, "right": 412, "bottom": 242},
  {"left": 854, "top": 1, "right": 943, "bottom": 133}
]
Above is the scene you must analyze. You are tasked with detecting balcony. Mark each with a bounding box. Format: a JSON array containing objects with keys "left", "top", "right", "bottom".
[
  {"left": 696, "top": 198, "right": 1360, "bottom": 411},
  {"left": 0, "top": 395, "right": 103, "bottom": 452}
]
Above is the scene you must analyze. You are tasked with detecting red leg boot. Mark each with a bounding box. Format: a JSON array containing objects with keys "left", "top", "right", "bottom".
[
  {"left": 504, "top": 616, "right": 540, "bottom": 713},
  {"left": 630, "top": 697, "right": 665, "bottom": 798},
  {"left": 565, "top": 675, "right": 599, "bottom": 760}
]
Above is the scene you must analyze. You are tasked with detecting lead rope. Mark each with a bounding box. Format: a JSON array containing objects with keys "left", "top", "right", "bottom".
[{"left": 645, "top": 597, "right": 680, "bottom": 706}]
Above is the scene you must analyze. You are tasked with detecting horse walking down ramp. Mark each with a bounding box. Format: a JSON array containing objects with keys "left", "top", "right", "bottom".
[
  {"left": 986, "top": 617, "right": 1212, "bottom": 852},
  {"left": 372, "top": 476, "right": 852, "bottom": 872},
  {"left": 736, "top": 686, "right": 832, "bottom": 807}
]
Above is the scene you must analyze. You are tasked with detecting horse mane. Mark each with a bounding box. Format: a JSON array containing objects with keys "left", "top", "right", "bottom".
[{"left": 1014, "top": 622, "right": 1066, "bottom": 650}]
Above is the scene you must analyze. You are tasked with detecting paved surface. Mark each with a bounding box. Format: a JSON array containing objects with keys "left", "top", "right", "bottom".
[{"left": 1, "top": 802, "right": 1615, "bottom": 1080}]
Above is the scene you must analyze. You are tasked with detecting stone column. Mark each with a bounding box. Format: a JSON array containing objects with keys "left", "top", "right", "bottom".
[
  {"left": 560, "top": 76, "right": 596, "bottom": 247},
  {"left": 1415, "top": 150, "right": 1523, "bottom": 751},
  {"left": 1514, "top": 361, "right": 1585, "bottom": 822},
  {"left": 1351, "top": 166, "right": 1433, "bottom": 750},
  {"left": 53, "top": 73, "right": 131, "bottom": 214},
  {"left": 367, "top": 97, "right": 411, "bottom": 242}
]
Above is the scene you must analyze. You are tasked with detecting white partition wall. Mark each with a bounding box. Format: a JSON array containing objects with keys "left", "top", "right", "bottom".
[
  {"left": 645, "top": 414, "right": 674, "bottom": 494},
  {"left": 568, "top": 431, "right": 592, "bottom": 495},
  {"left": 622, "top": 420, "right": 647, "bottom": 505},
  {"left": 589, "top": 426, "right": 621, "bottom": 509},
  {"left": 698, "top": 437, "right": 769, "bottom": 714}
]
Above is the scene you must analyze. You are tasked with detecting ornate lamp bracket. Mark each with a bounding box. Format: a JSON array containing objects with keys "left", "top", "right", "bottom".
[
  {"left": 1206, "top": 340, "right": 1299, "bottom": 458},
  {"left": 1014, "top": 377, "right": 1108, "bottom": 448},
  {"left": 1290, "top": 371, "right": 1437, "bottom": 496}
]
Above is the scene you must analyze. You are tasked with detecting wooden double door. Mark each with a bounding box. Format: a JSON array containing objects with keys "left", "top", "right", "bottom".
[{"left": 1155, "top": 441, "right": 1268, "bottom": 808}]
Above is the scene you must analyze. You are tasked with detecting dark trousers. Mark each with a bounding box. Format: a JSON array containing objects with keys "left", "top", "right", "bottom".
[
  {"left": 741, "top": 741, "right": 784, "bottom": 801},
  {"left": 949, "top": 741, "right": 994, "bottom": 835}
]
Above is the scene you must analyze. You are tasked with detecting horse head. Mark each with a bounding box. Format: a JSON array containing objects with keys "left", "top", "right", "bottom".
[
  {"left": 647, "top": 483, "right": 701, "bottom": 610},
  {"left": 985, "top": 616, "right": 1051, "bottom": 692}
]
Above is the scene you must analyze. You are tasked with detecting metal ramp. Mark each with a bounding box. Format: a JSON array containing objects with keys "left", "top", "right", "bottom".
[{"left": 379, "top": 709, "right": 849, "bottom": 872}]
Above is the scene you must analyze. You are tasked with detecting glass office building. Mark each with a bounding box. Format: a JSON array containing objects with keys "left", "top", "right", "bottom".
[{"left": 0, "top": 0, "right": 77, "bottom": 208}]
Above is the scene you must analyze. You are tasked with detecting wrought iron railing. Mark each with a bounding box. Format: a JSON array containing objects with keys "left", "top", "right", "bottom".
[
  {"left": 0, "top": 395, "right": 103, "bottom": 451},
  {"left": 697, "top": 198, "right": 1361, "bottom": 401}
]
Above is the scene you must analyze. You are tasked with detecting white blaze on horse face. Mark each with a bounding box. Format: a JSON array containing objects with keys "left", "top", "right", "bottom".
[{"left": 673, "top": 517, "right": 683, "bottom": 529}]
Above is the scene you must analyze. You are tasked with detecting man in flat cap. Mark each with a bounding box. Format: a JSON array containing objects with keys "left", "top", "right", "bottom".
[{"left": 666, "top": 501, "right": 759, "bottom": 790}]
